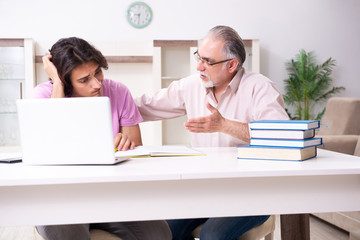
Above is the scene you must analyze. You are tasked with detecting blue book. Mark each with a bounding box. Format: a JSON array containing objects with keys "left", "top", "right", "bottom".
[
  {"left": 250, "top": 137, "right": 323, "bottom": 148},
  {"left": 237, "top": 145, "right": 317, "bottom": 161},
  {"left": 249, "top": 120, "right": 320, "bottom": 130}
]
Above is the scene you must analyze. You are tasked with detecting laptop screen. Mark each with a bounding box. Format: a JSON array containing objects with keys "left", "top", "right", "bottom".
[{"left": 16, "top": 97, "right": 121, "bottom": 165}]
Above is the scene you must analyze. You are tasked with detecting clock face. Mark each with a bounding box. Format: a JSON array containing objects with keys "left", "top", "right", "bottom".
[{"left": 127, "top": 2, "right": 152, "bottom": 28}]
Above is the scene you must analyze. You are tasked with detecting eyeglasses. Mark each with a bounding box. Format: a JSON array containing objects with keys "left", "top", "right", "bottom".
[{"left": 193, "top": 50, "right": 234, "bottom": 66}]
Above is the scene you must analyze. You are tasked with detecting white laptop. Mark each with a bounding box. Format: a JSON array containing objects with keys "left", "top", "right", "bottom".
[{"left": 16, "top": 97, "right": 127, "bottom": 165}]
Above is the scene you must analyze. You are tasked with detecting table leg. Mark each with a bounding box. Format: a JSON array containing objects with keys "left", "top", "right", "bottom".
[{"left": 280, "top": 214, "right": 310, "bottom": 240}]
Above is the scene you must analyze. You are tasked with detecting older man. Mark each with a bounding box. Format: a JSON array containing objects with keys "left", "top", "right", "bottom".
[{"left": 135, "top": 25, "right": 289, "bottom": 240}]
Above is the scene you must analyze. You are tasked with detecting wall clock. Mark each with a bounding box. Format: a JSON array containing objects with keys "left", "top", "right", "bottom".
[{"left": 126, "top": 2, "right": 152, "bottom": 28}]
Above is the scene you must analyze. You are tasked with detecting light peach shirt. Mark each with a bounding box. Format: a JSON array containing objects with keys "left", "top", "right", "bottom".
[{"left": 135, "top": 68, "right": 289, "bottom": 147}]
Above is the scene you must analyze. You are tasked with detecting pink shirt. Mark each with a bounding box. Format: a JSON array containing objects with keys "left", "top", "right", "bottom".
[
  {"left": 33, "top": 79, "right": 143, "bottom": 138},
  {"left": 135, "top": 68, "right": 289, "bottom": 147}
]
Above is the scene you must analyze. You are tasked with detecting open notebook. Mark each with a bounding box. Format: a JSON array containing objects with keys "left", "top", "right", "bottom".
[
  {"left": 115, "top": 145, "right": 204, "bottom": 158},
  {"left": 16, "top": 97, "right": 127, "bottom": 165}
]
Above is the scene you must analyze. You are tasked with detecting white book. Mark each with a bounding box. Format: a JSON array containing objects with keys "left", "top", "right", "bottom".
[
  {"left": 250, "top": 137, "right": 322, "bottom": 148},
  {"left": 237, "top": 145, "right": 317, "bottom": 161},
  {"left": 249, "top": 120, "right": 320, "bottom": 130},
  {"left": 250, "top": 129, "right": 315, "bottom": 139}
]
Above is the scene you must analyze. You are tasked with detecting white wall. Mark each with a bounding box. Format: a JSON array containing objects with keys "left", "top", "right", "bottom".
[{"left": 1, "top": 0, "right": 359, "bottom": 97}]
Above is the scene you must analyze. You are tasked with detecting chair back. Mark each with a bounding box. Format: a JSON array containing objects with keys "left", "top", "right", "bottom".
[
  {"left": 354, "top": 136, "right": 360, "bottom": 157},
  {"left": 317, "top": 97, "right": 360, "bottom": 135}
]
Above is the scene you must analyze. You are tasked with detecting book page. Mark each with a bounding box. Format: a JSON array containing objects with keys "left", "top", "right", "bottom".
[
  {"left": 147, "top": 145, "right": 204, "bottom": 156},
  {"left": 114, "top": 146, "right": 150, "bottom": 158},
  {"left": 114, "top": 145, "right": 203, "bottom": 158}
]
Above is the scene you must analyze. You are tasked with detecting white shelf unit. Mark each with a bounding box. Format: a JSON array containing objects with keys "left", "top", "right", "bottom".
[
  {"left": 0, "top": 39, "right": 35, "bottom": 149},
  {"left": 153, "top": 40, "right": 198, "bottom": 146},
  {"left": 243, "top": 39, "right": 260, "bottom": 73}
]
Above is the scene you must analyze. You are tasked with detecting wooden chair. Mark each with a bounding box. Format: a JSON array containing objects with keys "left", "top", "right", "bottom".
[{"left": 192, "top": 215, "right": 275, "bottom": 240}]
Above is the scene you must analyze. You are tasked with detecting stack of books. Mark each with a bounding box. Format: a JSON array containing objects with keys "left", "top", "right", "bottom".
[{"left": 237, "top": 120, "right": 322, "bottom": 161}]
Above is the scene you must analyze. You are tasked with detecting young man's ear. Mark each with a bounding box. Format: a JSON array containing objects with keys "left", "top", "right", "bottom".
[{"left": 228, "top": 59, "right": 239, "bottom": 73}]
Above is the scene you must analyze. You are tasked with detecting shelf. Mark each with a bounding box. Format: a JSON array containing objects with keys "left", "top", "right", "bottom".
[
  {"left": 243, "top": 39, "right": 253, "bottom": 47},
  {"left": 0, "top": 39, "right": 24, "bottom": 47},
  {"left": 161, "top": 76, "right": 182, "bottom": 81},
  {"left": 153, "top": 40, "right": 253, "bottom": 48},
  {"left": 35, "top": 55, "right": 153, "bottom": 63},
  {"left": 0, "top": 112, "right": 17, "bottom": 115},
  {"left": 105, "top": 56, "right": 153, "bottom": 63},
  {"left": 0, "top": 78, "right": 24, "bottom": 81},
  {"left": 154, "top": 40, "right": 198, "bottom": 48}
]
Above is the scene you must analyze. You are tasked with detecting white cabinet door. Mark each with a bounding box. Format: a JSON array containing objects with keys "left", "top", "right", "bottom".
[{"left": 0, "top": 39, "right": 35, "bottom": 148}]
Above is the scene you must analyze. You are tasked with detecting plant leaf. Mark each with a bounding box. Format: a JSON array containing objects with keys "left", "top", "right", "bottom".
[{"left": 283, "top": 50, "right": 345, "bottom": 120}]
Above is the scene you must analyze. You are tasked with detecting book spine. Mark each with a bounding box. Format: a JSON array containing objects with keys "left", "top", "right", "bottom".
[
  {"left": 249, "top": 129, "right": 315, "bottom": 140},
  {"left": 249, "top": 138, "right": 322, "bottom": 148},
  {"left": 249, "top": 120, "right": 320, "bottom": 130}
]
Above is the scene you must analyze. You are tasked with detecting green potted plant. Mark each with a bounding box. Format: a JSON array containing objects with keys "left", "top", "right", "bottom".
[{"left": 283, "top": 49, "right": 345, "bottom": 120}]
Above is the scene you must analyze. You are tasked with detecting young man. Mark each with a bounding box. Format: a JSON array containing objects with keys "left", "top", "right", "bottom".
[
  {"left": 135, "top": 26, "right": 289, "bottom": 239},
  {"left": 33, "top": 37, "right": 171, "bottom": 240}
]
